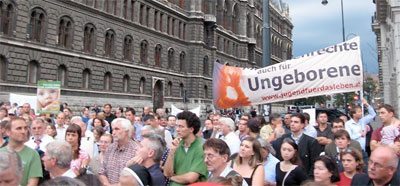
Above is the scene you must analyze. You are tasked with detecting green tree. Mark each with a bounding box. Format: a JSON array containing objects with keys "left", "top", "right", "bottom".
[{"left": 363, "top": 77, "right": 377, "bottom": 102}]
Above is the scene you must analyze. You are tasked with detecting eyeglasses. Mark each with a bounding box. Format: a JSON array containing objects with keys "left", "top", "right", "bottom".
[
  {"left": 368, "top": 159, "right": 386, "bottom": 169},
  {"left": 204, "top": 153, "right": 220, "bottom": 161}
]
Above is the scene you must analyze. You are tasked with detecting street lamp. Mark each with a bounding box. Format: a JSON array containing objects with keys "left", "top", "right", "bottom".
[
  {"left": 321, "top": 0, "right": 345, "bottom": 42},
  {"left": 322, "top": 0, "right": 347, "bottom": 112}
]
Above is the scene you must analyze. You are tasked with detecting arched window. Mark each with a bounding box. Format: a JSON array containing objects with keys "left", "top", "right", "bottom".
[
  {"left": 179, "top": 52, "right": 185, "bottom": 72},
  {"left": 123, "top": 74, "right": 130, "bottom": 92},
  {"left": 179, "top": 83, "right": 184, "bottom": 97},
  {"left": 202, "top": 0, "right": 209, "bottom": 14},
  {"left": 246, "top": 13, "right": 252, "bottom": 38},
  {"left": 232, "top": 4, "right": 239, "bottom": 34},
  {"left": 168, "top": 48, "right": 174, "bottom": 69},
  {"left": 139, "top": 77, "right": 145, "bottom": 94},
  {"left": 27, "top": 60, "right": 40, "bottom": 84},
  {"left": 159, "top": 13, "right": 163, "bottom": 32},
  {"left": 140, "top": 40, "right": 148, "bottom": 64},
  {"left": 58, "top": 16, "right": 73, "bottom": 48},
  {"left": 104, "top": 71, "right": 112, "bottom": 91},
  {"left": 29, "top": 8, "right": 46, "bottom": 42},
  {"left": 203, "top": 56, "right": 209, "bottom": 76},
  {"left": 146, "top": 7, "right": 150, "bottom": 27},
  {"left": 0, "top": 2, "right": 15, "bottom": 36},
  {"left": 182, "top": 23, "right": 185, "bottom": 40},
  {"left": 154, "top": 10, "right": 158, "bottom": 30},
  {"left": 57, "top": 65, "right": 67, "bottom": 87},
  {"left": 223, "top": 0, "right": 229, "bottom": 29},
  {"left": 167, "top": 81, "right": 172, "bottom": 96},
  {"left": 0, "top": 55, "right": 7, "bottom": 81},
  {"left": 167, "top": 16, "right": 171, "bottom": 35},
  {"left": 82, "top": 68, "right": 91, "bottom": 89},
  {"left": 123, "top": 35, "right": 133, "bottom": 61},
  {"left": 104, "top": 29, "right": 115, "bottom": 57},
  {"left": 171, "top": 18, "right": 175, "bottom": 36},
  {"left": 83, "top": 23, "right": 96, "bottom": 53},
  {"left": 204, "top": 85, "right": 208, "bottom": 98},
  {"left": 154, "top": 44, "right": 162, "bottom": 67}
]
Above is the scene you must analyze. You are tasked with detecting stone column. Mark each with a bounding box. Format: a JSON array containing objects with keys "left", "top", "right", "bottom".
[{"left": 238, "top": 1, "right": 247, "bottom": 36}]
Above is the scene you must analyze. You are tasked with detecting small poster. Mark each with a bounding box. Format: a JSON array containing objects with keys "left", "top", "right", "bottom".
[{"left": 37, "top": 80, "right": 61, "bottom": 114}]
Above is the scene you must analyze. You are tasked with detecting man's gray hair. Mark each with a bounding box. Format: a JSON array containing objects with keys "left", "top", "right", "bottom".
[
  {"left": 112, "top": 118, "right": 134, "bottom": 138},
  {"left": 0, "top": 150, "right": 23, "bottom": 179},
  {"left": 46, "top": 141, "right": 72, "bottom": 168},
  {"left": 70, "top": 116, "right": 83, "bottom": 124},
  {"left": 32, "top": 117, "right": 47, "bottom": 126},
  {"left": 257, "top": 138, "right": 276, "bottom": 156},
  {"left": 142, "top": 133, "right": 166, "bottom": 162},
  {"left": 219, "top": 117, "right": 236, "bottom": 131}
]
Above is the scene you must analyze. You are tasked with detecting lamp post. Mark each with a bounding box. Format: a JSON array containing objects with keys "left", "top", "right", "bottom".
[
  {"left": 262, "top": 0, "right": 271, "bottom": 67},
  {"left": 322, "top": 0, "right": 347, "bottom": 112},
  {"left": 322, "top": 0, "right": 345, "bottom": 42}
]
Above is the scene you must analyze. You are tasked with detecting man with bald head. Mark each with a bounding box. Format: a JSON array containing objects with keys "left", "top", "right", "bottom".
[{"left": 351, "top": 146, "right": 399, "bottom": 185}]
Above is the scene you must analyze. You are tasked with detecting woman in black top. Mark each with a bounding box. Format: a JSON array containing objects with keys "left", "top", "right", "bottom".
[{"left": 276, "top": 138, "right": 307, "bottom": 186}]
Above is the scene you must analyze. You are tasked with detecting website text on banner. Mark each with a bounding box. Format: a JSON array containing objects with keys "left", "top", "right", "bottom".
[{"left": 212, "top": 37, "right": 363, "bottom": 109}]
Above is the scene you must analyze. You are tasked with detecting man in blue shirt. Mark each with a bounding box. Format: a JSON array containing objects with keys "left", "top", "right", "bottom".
[
  {"left": 128, "top": 133, "right": 166, "bottom": 185},
  {"left": 345, "top": 98, "right": 376, "bottom": 151}
]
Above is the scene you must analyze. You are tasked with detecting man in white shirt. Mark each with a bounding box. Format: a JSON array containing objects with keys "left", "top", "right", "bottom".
[
  {"left": 345, "top": 98, "right": 376, "bottom": 150},
  {"left": 42, "top": 141, "right": 76, "bottom": 178},
  {"left": 203, "top": 138, "right": 248, "bottom": 186},
  {"left": 54, "top": 112, "right": 67, "bottom": 141},
  {"left": 219, "top": 117, "right": 241, "bottom": 155},
  {"left": 302, "top": 112, "right": 317, "bottom": 139},
  {"left": 144, "top": 114, "right": 173, "bottom": 147},
  {"left": 25, "top": 118, "right": 54, "bottom": 152}
]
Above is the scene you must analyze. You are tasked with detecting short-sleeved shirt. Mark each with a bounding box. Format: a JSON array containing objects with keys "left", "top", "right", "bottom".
[
  {"left": 1, "top": 146, "right": 43, "bottom": 186},
  {"left": 371, "top": 126, "right": 384, "bottom": 142},
  {"left": 172, "top": 137, "right": 208, "bottom": 186},
  {"left": 98, "top": 140, "right": 138, "bottom": 184},
  {"left": 70, "top": 150, "right": 90, "bottom": 173},
  {"left": 315, "top": 124, "right": 334, "bottom": 139}
]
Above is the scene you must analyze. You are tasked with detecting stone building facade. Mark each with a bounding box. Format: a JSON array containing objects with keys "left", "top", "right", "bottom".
[
  {"left": 372, "top": 0, "right": 400, "bottom": 113},
  {"left": 0, "top": 0, "right": 292, "bottom": 114}
]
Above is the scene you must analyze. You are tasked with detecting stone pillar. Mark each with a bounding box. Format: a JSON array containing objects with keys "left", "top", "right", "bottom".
[
  {"left": 126, "top": 0, "right": 132, "bottom": 20},
  {"left": 148, "top": 8, "right": 154, "bottom": 28},
  {"left": 238, "top": 2, "right": 247, "bottom": 36},
  {"left": 133, "top": 1, "right": 140, "bottom": 23}
]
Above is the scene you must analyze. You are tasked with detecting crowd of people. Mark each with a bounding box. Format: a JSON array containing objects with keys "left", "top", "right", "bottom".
[{"left": 0, "top": 98, "right": 399, "bottom": 186}]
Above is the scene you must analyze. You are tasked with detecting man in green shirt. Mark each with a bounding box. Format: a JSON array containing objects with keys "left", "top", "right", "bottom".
[
  {"left": 0, "top": 118, "right": 43, "bottom": 186},
  {"left": 164, "top": 111, "right": 208, "bottom": 186}
]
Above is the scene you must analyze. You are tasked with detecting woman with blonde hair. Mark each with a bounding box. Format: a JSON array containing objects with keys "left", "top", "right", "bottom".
[{"left": 232, "top": 137, "right": 264, "bottom": 186}]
